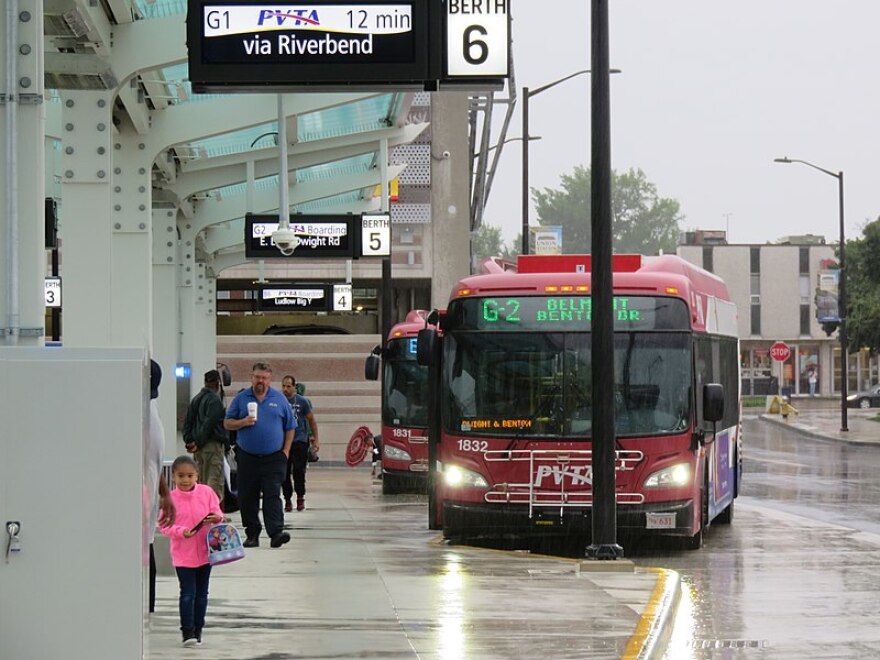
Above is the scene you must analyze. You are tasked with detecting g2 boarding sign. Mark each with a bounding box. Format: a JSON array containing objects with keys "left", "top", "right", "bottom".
[{"left": 445, "top": 0, "right": 509, "bottom": 78}]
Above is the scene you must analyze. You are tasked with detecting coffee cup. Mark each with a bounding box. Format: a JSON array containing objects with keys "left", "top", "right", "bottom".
[{"left": 247, "top": 402, "right": 258, "bottom": 420}]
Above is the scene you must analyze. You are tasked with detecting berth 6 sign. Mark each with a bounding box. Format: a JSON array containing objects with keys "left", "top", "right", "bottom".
[
  {"left": 187, "top": 0, "right": 510, "bottom": 91},
  {"left": 445, "top": 0, "right": 509, "bottom": 78}
]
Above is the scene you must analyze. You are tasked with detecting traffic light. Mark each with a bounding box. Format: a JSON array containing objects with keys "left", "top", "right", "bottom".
[{"left": 821, "top": 321, "right": 839, "bottom": 337}]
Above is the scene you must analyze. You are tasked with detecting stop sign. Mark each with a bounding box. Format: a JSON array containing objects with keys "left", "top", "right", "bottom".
[{"left": 770, "top": 341, "right": 791, "bottom": 362}]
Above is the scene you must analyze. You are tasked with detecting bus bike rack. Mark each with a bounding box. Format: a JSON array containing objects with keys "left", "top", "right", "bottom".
[{"left": 482, "top": 449, "right": 645, "bottom": 520}]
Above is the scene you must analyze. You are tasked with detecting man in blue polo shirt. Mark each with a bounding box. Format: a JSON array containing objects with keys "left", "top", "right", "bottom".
[{"left": 225, "top": 362, "right": 296, "bottom": 548}]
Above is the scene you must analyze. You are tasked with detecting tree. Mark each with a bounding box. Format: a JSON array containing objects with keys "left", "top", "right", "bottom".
[
  {"left": 844, "top": 217, "right": 880, "bottom": 353},
  {"left": 531, "top": 166, "right": 683, "bottom": 255},
  {"left": 471, "top": 223, "right": 518, "bottom": 269}
]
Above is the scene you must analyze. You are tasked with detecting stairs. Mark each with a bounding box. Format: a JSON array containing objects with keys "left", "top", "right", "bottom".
[{"left": 217, "top": 335, "right": 382, "bottom": 465}]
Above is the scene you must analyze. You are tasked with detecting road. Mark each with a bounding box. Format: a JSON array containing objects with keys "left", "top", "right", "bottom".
[{"left": 632, "top": 416, "right": 880, "bottom": 658}]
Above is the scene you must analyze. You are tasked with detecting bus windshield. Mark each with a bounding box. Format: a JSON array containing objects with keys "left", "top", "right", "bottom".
[
  {"left": 383, "top": 337, "right": 429, "bottom": 428},
  {"left": 442, "top": 331, "right": 692, "bottom": 438}
]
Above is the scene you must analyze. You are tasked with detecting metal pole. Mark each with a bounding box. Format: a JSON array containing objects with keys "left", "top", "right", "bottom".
[
  {"left": 51, "top": 248, "right": 60, "bottom": 342},
  {"left": 838, "top": 172, "right": 848, "bottom": 432},
  {"left": 277, "top": 95, "right": 289, "bottom": 227},
  {"left": 380, "top": 138, "right": 393, "bottom": 343},
  {"left": 521, "top": 86, "right": 530, "bottom": 255},
  {"left": 587, "top": 0, "right": 622, "bottom": 560}
]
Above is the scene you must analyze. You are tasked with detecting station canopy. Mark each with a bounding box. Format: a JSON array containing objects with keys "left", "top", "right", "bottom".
[{"left": 43, "top": 0, "right": 428, "bottom": 270}]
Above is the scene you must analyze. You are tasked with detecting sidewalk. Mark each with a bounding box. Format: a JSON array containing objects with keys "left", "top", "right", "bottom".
[
  {"left": 758, "top": 404, "right": 880, "bottom": 445},
  {"left": 147, "top": 469, "right": 678, "bottom": 659}
]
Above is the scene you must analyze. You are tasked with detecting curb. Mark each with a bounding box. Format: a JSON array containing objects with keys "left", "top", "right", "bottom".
[
  {"left": 758, "top": 414, "right": 876, "bottom": 446},
  {"left": 623, "top": 567, "right": 681, "bottom": 659}
]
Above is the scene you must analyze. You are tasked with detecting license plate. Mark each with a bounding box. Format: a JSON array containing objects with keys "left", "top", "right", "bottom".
[{"left": 645, "top": 512, "right": 676, "bottom": 529}]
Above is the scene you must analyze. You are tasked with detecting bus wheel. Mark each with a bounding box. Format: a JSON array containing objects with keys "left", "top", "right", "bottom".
[
  {"left": 382, "top": 473, "right": 405, "bottom": 495},
  {"left": 716, "top": 498, "right": 734, "bottom": 524}
]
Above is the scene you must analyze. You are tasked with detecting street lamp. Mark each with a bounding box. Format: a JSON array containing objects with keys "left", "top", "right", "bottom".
[
  {"left": 521, "top": 69, "right": 620, "bottom": 255},
  {"left": 773, "top": 157, "right": 848, "bottom": 432}
]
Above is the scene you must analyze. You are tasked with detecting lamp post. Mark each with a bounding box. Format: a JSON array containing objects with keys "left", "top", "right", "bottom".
[
  {"left": 773, "top": 157, "right": 848, "bottom": 432},
  {"left": 521, "top": 69, "right": 620, "bottom": 255}
]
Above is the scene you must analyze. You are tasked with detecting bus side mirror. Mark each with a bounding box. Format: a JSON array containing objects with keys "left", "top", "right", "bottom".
[
  {"left": 364, "top": 354, "right": 380, "bottom": 381},
  {"left": 364, "top": 345, "right": 381, "bottom": 381},
  {"left": 703, "top": 383, "right": 724, "bottom": 422},
  {"left": 417, "top": 328, "right": 437, "bottom": 366}
]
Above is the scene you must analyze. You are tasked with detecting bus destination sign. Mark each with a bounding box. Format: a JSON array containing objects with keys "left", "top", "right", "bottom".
[{"left": 451, "top": 296, "right": 691, "bottom": 332}]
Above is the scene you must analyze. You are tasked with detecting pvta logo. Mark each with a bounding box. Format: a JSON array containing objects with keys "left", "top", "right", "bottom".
[
  {"left": 257, "top": 8, "right": 321, "bottom": 27},
  {"left": 533, "top": 464, "right": 593, "bottom": 487}
]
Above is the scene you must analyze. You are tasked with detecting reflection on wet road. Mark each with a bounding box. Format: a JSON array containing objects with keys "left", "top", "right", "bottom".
[{"left": 634, "top": 417, "right": 880, "bottom": 658}]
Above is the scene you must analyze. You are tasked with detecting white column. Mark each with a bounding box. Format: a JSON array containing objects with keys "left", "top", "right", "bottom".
[
  {"left": 110, "top": 132, "right": 154, "bottom": 346},
  {"left": 152, "top": 208, "right": 178, "bottom": 448},
  {"left": 58, "top": 91, "right": 114, "bottom": 346},
  {"left": 192, "top": 262, "right": 217, "bottom": 383}
]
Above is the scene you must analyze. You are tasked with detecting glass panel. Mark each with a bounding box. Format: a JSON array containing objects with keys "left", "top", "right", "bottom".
[
  {"left": 799, "top": 274, "right": 810, "bottom": 302},
  {"left": 442, "top": 332, "right": 692, "bottom": 438},
  {"left": 799, "top": 247, "right": 809, "bottom": 274},
  {"left": 750, "top": 304, "right": 761, "bottom": 335},
  {"left": 799, "top": 305, "right": 810, "bottom": 336},
  {"left": 383, "top": 338, "right": 429, "bottom": 428},
  {"left": 798, "top": 345, "right": 819, "bottom": 396}
]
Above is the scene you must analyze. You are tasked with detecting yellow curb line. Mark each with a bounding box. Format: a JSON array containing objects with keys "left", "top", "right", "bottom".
[{"left": 622, "top": 567, "right": 681, "bottom": 659}]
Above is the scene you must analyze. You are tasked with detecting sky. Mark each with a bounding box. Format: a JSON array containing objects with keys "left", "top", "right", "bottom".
[{"left": 482, "top": 1, "right": 880, "bottom": 248}]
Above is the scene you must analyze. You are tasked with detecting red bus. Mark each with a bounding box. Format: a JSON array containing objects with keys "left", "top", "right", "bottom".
[
  {"left": 416, "top": 254, "right": 741, "bottom": 549},
  {"left": 365, "top": 310, "right": 432, "bottom": 494}
]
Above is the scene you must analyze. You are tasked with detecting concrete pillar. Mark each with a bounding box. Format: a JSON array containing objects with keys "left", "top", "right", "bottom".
[
  {"left": 0, "top": 0, "right": 46, "bottom": 346},
  {"left": 58, "top": 91, "right": 115, "bottom": 346},
  {"left": 430, "top": 92, "right": 471, "bottom": 307},
  {"left": 152, "top": 208, "right": 178, "bottom": 448},
  {"left": 192, "top": 263, "right": 217, "bottom": 384}
]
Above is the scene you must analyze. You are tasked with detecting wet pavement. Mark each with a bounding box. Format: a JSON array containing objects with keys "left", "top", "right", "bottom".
[
  {"left": 147, "top": 471, "right": 678, "bottom": 659},
  {"left": 146, "top": 403, "right": 879, "bottom": 659}
]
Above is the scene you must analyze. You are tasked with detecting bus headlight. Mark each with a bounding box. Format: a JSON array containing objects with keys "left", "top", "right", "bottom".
[
  {"left": 383, "top": 444, "right": 412, "bottom": 462},
  {"left": 644, "top": 463, "right": 691, "bottom": 488},
  {"left": 444, "top": 464, "right": 489, "bottom": 488}
]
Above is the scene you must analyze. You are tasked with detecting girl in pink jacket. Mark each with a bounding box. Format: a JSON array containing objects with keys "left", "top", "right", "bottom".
[{"left": 160, "top": 455, "right": 223, "bottom": 647}]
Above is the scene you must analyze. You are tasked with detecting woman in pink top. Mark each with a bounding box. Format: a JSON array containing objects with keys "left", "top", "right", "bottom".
[{"left": 160, "top": 455, "right": 223, "bottom": 647}]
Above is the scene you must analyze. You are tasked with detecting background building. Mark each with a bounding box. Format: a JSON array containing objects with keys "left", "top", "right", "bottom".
[{"left": 678, "top": 231, "right": 878, "bottom": 398}]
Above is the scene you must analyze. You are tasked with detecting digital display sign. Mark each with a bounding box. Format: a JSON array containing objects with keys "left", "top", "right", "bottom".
[
  {"left": 188, "top": 0, "right": 430, "bottom": 91},
  {"left": 245, "top": 213, "right": 355, "bottom": 258},
  {"left": 259, "top": 285, "right": 330, "bottom": 311},
  {"left": 186, "top": 0, "right": 508, "bottom": 92},
  {"left": 448, "top": 296, "right": 690, "bottom": 332},
  {"left": 385, "top": 336, "right": 418, "bottom": 360}
]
